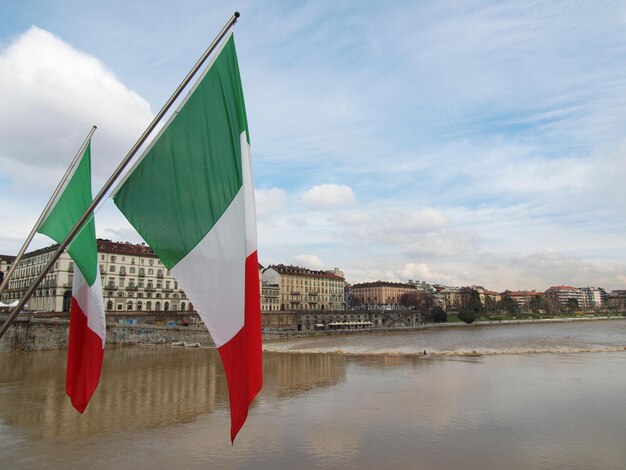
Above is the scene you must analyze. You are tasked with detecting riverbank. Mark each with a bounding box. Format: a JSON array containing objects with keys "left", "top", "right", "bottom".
[
  {"left": 1, "top": 313, "right": 624, "bottom": 352},
  {"left": 262, "top": 314, "right": 626, "bottom": 342}
]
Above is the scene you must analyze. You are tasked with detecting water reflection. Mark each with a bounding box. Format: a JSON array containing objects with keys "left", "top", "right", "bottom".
[
  {"left": 0, "top": 347, "right": 346, "bottom": 441},
  {"left": 1, "top": 335, "right": 626, "bottom": 469}
]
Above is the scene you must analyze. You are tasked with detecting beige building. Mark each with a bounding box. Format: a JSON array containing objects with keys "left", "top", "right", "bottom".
[
  {"left": 1, "top": 239, "right": 189, "bottom": 313},
  {"left": 262, "top": 264, "right": 345, "bottom": 311},
  {"left": 261, "top": 281, "right": 280, "bottom": 312},
  {"left": 0, "top": 254, "right": 15, "bottom": 285},
  {"left": 351, "top": 281, "right": 417, "bottom": 309},
  {"left": 437, "top": 288, "right": 462, "bottom": 311}
]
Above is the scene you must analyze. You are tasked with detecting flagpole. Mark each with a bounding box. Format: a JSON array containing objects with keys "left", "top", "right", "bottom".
[
  {"left": 0, "top": 12, "right": 241, "bottom": 340},
  {"left": 0, "top": 126, "right": 97, "bottom": 297}
]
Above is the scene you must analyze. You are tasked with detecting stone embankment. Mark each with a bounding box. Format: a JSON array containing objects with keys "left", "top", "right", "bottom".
[
  {"left": 2, "top": 314, "right": 624, "bottom": 352},
  {"left": 0, "top": 317, "right": 214, "bottom": 352}
]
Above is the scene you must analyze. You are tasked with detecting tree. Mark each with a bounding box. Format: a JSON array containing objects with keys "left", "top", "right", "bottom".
[
  {"left": 460, "top": 288, "right": 483, "bottom": 313},
  {"left": 499, "top": 295, "right": 519, "bottom": 315},
  {"left": 350, "top": 295, "right": 363, "bottom": 309},
  {"left": 432, "top": 306, "right": 447, "bottom": 323},
  {"left": 567, "top": 298, "right": 579, "bottom": 312},
  {"left": 458, "top": 309, "right": 478, "bottom": 324},
  {"left": 400, "top": 291, "right": 434, "bottom": 312}
]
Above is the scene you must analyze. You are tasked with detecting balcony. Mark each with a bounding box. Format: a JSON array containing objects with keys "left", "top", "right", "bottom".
[
  {"left": 163, "top": 287, "right": 173, "bottom": 292},
  {"left": 145, "top": 286, "right": 155, "bottom": 292},
  {"left": 138, "top": 273, "right": 145, "bottom": 277},
  {"left": 119, "top": 271, "right": 126, "bottom": 276},
  {"left": 157, "top": 273, "right": 163, "bottom": 278},
  {"left": 126, "top": 286, "right": 138, "bottom": 291}
]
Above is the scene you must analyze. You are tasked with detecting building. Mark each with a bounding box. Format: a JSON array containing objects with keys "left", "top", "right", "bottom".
[
  {"left": 437, "top": 288, "right": 462, "bottom": 311},
  {"left": 606, "top": 290, "right": 626, "bottom": 311},
  {"left": 0, "top": 254, "right": 15, "bottom": 284},
  {"left": 545, "top": 285, "right": 584, "bottom": 307},
  {"left": 351, "top": 281, "right": 419, "bottom": 309},
  {"left": 262, "top": 264, "right": 345, "bottom": 311},
  {"left": 580, "top": 287, "right": 607, "bottom": 308},
  {"left": 1, "top": 240, "right": 189, "bottom": 313},
  {"left": 261, "top": 281, "right": 280, "bottom": 312},
  {"left": 501, "top": 290, "right": 541, "bottom": 308}
]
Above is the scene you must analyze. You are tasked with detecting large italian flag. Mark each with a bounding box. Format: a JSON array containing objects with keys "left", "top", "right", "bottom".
[
  {"left": 113, "top": 32, "right": 262, "bottom": 442},
  {"left": 38, "top": 141, "right": 106, "bottom": 413}
]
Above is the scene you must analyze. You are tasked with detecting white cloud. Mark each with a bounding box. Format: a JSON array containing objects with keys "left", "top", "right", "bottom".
[
  {"left": 302, "top": 184, "right": 357, "bottom": 210},
  {"left": 292, "top": 254, "right": 324, "bottom": 269},
  {"left": 0, "top": 27, "right": 152, "bottom": 180},
  {"left": 0, "top": 26, "right": 153, "bottom": 252},
  {"left": 336, "top": 208, "right": 448, "bottom": 243},
  {"left": 405, "top": 230, "right": 479, "bottom": 257},
  {"left": 255, "top": 187, "right": 288, "bottom": 218}
]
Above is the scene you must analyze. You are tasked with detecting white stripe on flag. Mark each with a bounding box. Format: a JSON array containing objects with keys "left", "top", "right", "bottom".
[
  {"left": 72, "top": 266, "right": 106, "bottom": 345},
  {"left": 171, "top": 189, "right": 246, "bottom": 347}
]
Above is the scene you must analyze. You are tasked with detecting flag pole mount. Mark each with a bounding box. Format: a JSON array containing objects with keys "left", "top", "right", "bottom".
[{"left": 0, "top": 12, "right": 241, "bottom": 340}]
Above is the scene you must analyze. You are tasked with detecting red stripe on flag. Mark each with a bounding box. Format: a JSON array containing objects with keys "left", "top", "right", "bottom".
[
  {"left": 218, "top": 251, "right": 263, "bottom": 443},
  {"left": 66, "top": 297, "right": 104, "bottom": 413}
]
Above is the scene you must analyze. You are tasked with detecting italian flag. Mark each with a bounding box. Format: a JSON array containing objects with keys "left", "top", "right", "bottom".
[
  {"left": 113, "top": 32, "right": 262, "bottom": 442},
  {"left": 38, "top": 141, "right": 106, "bottom": 413}
]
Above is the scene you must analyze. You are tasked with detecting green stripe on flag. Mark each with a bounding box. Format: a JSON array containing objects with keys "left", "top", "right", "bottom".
[
  {"left": 114, "top": 36, "right": 249, "bottom": 269},
  {"left": 38, "top": 143, "right": 98, "bottom": 286}
]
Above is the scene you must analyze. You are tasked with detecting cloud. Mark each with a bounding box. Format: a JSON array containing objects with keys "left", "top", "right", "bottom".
[
  {"left": 405, "top": 230, "right": 479, "bottom": 257},
  {"left": 0, "top": 27, "right": 152, "bottom": 180},
  {"left": 302, "top": 184, "right": 357, "bottom": 210},
  {"left": 0, "top": 26, "right": 153, "bottom": 252},
  {"left": 292, "top": 254, "right": 324, "bottom": 269},
  {"left": 336, "top": 208, "right": 448, "bottom": 243},
  {"left": 255, "top": 187, "right": 288, "bottom": 218}
]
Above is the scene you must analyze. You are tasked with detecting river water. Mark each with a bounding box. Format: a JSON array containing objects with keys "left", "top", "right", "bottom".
[{"left": 1, "top": 320, "right": 625, "bottom": 469}]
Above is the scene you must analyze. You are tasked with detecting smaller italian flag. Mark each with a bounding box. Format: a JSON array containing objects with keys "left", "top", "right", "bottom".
[{"left": 38, "top": 140, "right": 106, "bottom": 413}]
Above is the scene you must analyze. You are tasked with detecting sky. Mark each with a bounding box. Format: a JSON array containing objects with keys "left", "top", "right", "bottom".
[{"left": 1, "top": 0, "right": 626, "bottom": 292}]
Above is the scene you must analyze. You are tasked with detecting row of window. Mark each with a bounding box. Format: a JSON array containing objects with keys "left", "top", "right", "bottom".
[{"left": 105, "top": 300, "right": 186, "bottom": 312}]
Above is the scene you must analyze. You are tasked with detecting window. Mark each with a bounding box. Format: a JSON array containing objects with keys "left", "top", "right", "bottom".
[
  {"left": 111, "top": 256, "right": 116, "bottom": 262},
  {"left": 110, "top": 265, "right": 116, "bottom": 273},
  {"left": 164, "top": 301, "right": 169, "bottom": 311},
  {"left": 130, "top": 267, "right": 136, "bottom": 274},
  {"left": 149, "top": 259, "right": 154, "bottom": 266},
  {"left": 148, "top": 268, "right": 153, "bottom": 275}
]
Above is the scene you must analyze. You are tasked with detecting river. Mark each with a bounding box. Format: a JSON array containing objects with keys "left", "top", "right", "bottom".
[{"left": 1, "top": 320, "right": 625, "bottom": 469}]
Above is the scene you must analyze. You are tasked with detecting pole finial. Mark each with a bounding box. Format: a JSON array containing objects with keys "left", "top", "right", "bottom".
[{"left": 235, "top": 11, "right": 240, "bottom": 18}]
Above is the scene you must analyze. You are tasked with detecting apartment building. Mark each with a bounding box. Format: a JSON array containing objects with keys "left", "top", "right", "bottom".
[
  {"left": 262, "top": 264, "right": 345, "bottom": 311},
  {"left": 545, "top": 285, "right": 584, "bottom": 307},
  {"left": 351, "top": 281, "right": 418, "bottom": 309},
  {"left": 1, "top": 240, "right": 188, "bottom": 313}
]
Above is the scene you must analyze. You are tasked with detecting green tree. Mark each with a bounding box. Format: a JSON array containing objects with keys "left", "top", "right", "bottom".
[
  {"left": 432, "top": 306, "right": 447, "bottom": 323},
  {"left": 567, "top": 298, "right": 579, "bottom": 312},
  {"left": 499, "top": 295, "right": 519, "bottom": 315},
  {"left": 458, "top": 309, "right": 478, "bottom": 324}
]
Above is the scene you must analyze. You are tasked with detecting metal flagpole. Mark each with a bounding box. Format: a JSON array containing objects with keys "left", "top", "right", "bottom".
[
  {"left": 0, "top": 126, "right": 97, "bottom": 298},
  {"left": 0, "top": 12, "right": 241, "bottom": 340}
]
